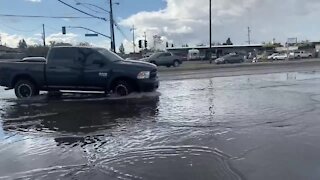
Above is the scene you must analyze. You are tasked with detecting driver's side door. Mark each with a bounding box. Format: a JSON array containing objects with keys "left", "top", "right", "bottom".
[
  {"left": 155, "top": 53, "right": 166, "bottom": 65},
  {"left": 82, "top": 48, "right": 111, "bottom": 89}
]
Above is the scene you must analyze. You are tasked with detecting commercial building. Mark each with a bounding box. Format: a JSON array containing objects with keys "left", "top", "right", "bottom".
[{"left": 166, "top": 44, "right": 264, "bottom": 59}]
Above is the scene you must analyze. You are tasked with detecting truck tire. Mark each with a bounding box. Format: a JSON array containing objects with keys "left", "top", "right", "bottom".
[
  {"left": 14, "top": 80, "right": 39, "bottom": 98},
  {"left": 173, "top": 60, "right": 180, "bottom": 67},
  {"left": 113, "top": 80, "right": 132, "bottom": 96}
]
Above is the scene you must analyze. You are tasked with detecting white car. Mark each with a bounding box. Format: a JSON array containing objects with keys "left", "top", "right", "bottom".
[
  {"left": 267, "top": 53, "right": 279, "bottom": 60},
  {"left": 273, "top": 53, "right": 288, "bottom": 60}
]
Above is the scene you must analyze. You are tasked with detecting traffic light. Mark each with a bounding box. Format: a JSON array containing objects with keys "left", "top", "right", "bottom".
[
  {"left": 138, "top": 40, "right": 142, "bottom": 48},
  {"left": 144, "top": 40, "right": 148, "bottom": 49},
  {"left": 62, "top": 26, "right": 66, "bottom": 35},
  {"left": 166, "top": 42, "right": 169, "bottom": 48}
]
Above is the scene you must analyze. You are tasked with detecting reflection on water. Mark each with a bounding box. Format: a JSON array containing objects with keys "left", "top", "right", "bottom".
[{"left": 1, "top": 71, "right": 320, "bottom": 179}]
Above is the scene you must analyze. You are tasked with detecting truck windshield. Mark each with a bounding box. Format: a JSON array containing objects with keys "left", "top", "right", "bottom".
[{"left": 96, "top": 48, "right": 123, "bottom": 62}]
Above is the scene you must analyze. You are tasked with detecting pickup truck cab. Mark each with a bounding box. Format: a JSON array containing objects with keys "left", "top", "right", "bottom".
[{"left": 0, "top": 46, "right": 159, "bottom": 98}]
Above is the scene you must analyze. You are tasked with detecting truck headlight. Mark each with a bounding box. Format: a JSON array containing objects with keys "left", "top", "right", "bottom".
[{"left": 137, "top": 71, "right": 150, "bottom": 79}]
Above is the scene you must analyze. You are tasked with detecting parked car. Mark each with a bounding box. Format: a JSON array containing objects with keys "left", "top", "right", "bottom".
[
  {"left": 273, "top": 53, "right": 288, "bottom": 60},
  {"left": 289, "top": 51, "right": 313, "bottom": 59},
  {"left": 0, "top": 46, "right": 159, "bottom": 98},
  {"left": 187, "top": 49, "right": 200, "bottom": 60},
  {"left": 267, "top": 53, "right": 279, "bottom": 60},
  {"left": 144, "top": 52, "right": 182, "bottom": 67},
  {"left": 215, "top": 54, "right": 244, "bottom": 64}
]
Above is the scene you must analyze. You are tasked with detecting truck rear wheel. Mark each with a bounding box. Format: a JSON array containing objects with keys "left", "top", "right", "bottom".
[
  {"left": 113, "top": 80, "right": 132, "bottom": 96},
  {"left": 14, "top": 80, "right": 39, "bottom": 99}
]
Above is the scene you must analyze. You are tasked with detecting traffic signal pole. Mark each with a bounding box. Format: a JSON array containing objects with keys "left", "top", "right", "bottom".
[{"left": 144, "top": 32, "right": 147, "bottom": 50}]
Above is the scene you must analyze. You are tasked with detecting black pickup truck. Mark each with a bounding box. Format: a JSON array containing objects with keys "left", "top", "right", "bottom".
[{"left": 0, "top": 46, "right": 159, "bottom": 98}]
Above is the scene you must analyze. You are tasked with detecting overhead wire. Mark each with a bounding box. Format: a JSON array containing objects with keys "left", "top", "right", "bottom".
[
  {"left": 0, "top": 14, "right": 97, "bottom": 19},
  {"left": 57, "top": 0, "right": 107, "bottom": 21},
  {"left": 1, "top": 24, "right": 41, "bottom": 32}
]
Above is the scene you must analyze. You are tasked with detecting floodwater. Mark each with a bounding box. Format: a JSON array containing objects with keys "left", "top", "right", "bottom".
[{"left": 1, "top": 71, "right": 320, "bottom": 180}]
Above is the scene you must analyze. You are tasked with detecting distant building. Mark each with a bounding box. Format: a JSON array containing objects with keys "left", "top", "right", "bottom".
[
  {"left": 166, "top": 44, "right": 264, "bottom": 59},
  {"left": 0, "top": 45, "right": 24, "bottom": 59}
]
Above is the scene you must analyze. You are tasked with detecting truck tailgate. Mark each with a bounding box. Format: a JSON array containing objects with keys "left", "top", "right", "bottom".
[{"left": 0, "top": 61, "right": 46, "bottom": 88}]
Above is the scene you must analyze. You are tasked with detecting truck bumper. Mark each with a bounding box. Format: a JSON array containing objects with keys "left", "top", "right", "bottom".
[{"left": 138, "top": 78, "right": 159, "bottom": 92}]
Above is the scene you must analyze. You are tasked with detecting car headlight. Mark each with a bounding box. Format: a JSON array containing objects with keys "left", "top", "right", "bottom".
[{"left": 137, "top": 71, "right": 150, "bottom": 79}]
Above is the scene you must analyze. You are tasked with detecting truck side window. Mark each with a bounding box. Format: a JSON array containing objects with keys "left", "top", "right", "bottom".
[
  {"left": 86, "top": 51, "right": 105, "bottom": 67},
  {"left": 50, "top": 48, "right": 77, "bottom": 64}
]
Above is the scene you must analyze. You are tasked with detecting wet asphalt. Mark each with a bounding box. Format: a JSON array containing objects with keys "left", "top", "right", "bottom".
[{"left": 1, "top": 64, "right": 320, "bottom": 179}]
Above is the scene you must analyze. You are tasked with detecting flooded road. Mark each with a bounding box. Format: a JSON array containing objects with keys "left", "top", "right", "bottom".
[{"left": 1, "top": 71, "right": 320, "bottom": 179}]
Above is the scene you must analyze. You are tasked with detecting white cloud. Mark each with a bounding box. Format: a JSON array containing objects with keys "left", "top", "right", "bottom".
[
  {"left": 0, "top": 31, "right": 79, "bottom": 48},
  {"left": 0, "top": 32, "right": 40, "bottom": 47},
  {"left": 25, "top": 0, "right": 41, "bottom": 3},
  {"left": 120, "top": 0, "right": 320, "bottom": 47},
  {"left": 46, "top": 32, "right": 78, "bottom": 45}
]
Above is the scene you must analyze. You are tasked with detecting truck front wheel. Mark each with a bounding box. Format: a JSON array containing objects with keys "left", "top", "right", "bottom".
[
  {"left": 113, "top": 80, "right": 133, "bottom": 96},
  {"left": 14, "top": 80, "right": 39, "bottom": 98}
]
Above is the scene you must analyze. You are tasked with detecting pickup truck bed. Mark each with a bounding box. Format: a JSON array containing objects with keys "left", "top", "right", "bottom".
[{"left": 0, "top": 61, "right": 46, "bottom": 88}]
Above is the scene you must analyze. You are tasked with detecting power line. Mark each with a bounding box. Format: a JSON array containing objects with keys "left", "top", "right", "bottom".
[
  {"left": 57, "top": 0, "right": 107, "bottom": 21},
  {"left": 0, "top": 14, "right": 97, "bottom": 19},
  {"left": 1, "top": 24, "right": 41, "bottom": 32}
]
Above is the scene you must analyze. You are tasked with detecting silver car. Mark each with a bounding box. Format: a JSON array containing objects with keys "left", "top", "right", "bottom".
[
  {"left": 215, "top": 54, "right": 244, "bottom": 64},
  {"left": 145, "top": 52, "right": 182, "bottom": 67}
]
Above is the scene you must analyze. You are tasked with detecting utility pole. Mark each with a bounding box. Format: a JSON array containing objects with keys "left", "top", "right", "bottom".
[
  {"left": 109, "top": 0, "right": 116, "bottom": 52},
  {"left": 42, "top": 24, "right": 46, "bottom": 46},
  {"left": 144, "top": 32, "right": 147, "bottom": 50},
  {"left": 247, "top": 26, "right": 251, "bottom": 45},
  {"left": 209, "top": 0, "right": 212, "bottom": 49},
  {"left": 130, "top": 25, "right": 136, "bottom": 53},
  {"left": 209, "top": 0, "right": 212, "bottom": 63}
]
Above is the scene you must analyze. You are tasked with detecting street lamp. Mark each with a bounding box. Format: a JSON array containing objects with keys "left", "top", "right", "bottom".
[{"left": 76, "top": 2, "right": 119, "bottom": 52}]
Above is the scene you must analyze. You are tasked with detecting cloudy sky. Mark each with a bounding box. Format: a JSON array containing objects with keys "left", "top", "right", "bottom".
[{"left": 1, "top": 0, "right": 320, "bottom": 52}]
